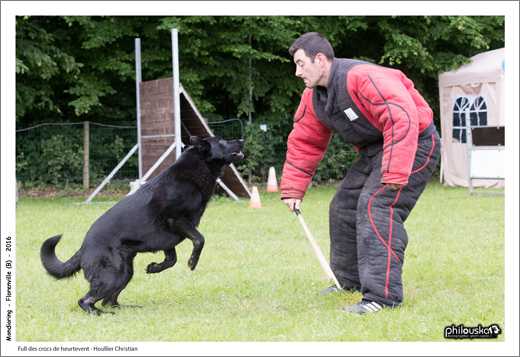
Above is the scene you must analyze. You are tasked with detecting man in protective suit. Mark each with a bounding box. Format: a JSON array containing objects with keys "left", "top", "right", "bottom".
[{"left": 281, "top": 32, "right": 440, "bottom": 314}]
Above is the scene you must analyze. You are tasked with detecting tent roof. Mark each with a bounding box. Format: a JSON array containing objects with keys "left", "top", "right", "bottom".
[{"left": 438, "top": 48, "right": 505, "bottom": 88}]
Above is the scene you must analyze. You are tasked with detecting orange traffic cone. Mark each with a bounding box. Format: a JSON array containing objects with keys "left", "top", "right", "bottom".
[
  {"left": 266, "top": 167, "right": 279, "bottom": 192},
  {"left": 249, "top": 186, "right": 262, "bottom": 209}
]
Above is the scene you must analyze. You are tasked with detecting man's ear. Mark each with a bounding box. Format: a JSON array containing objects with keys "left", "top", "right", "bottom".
[{"left": 316, "top": 53, "right": 327, "bottom": 66}]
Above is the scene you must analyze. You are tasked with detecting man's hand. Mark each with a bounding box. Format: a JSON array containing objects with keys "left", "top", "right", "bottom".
[
  {"left": 386, "top": 183, "right": 404, "bottom": 190},
  {"left": 282, "top": 198, "right": 302, "bottom": 212}
]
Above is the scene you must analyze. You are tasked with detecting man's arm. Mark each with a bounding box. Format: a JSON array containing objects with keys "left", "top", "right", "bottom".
[{"left": 280, "top": 88, "right": 332, "bottom": 206}]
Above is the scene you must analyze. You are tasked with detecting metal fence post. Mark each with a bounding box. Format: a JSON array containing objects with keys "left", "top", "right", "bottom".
[
  {"left": 135, "top": 38, "right": 143, "bottom": 180},
  {"left": 83, "top": 121, "right": 89, "bottom": 189},
  {"left": 172, "top": 29, "right": 182, "bottom": 160},
  {"left": 248, "top": 34, "right": 252, "bottom": 185}
]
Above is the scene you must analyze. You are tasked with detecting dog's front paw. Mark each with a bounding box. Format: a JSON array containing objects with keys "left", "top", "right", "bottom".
[
  {"left": 146, "top": 262, "right": 160, "bottom": 274},
  {"left": 188, "top": 257, "right": 198, "bottom": 271}
]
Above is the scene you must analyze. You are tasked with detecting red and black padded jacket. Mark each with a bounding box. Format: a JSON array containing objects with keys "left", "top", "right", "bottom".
[{"left": 280, "top": 58, "right": 435, "bottom": 201}]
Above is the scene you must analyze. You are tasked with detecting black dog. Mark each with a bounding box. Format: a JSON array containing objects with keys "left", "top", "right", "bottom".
[{"left": 40, "top": 136, "right": 244, "bottom": 314}]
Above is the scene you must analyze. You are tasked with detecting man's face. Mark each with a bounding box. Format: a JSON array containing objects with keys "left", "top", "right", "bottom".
[{"left": 293, "top": 49, "right": 323, "bottom": 88}]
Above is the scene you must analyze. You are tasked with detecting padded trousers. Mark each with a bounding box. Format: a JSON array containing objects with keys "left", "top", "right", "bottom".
[{"left": 329, "top": 131, "right": 440, "bottom": 307}]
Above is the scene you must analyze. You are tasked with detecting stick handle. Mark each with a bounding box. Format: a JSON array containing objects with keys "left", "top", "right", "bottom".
[{"left": 295, "top": 207, "right": 341, "bottom": 288}]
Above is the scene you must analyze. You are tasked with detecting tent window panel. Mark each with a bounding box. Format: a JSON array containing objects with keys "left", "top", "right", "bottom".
[
  {"left": 452, "top": 94, "right": 488, "bottom": 145},
  {"left": 470, "top": 95, "right": 488, "bottom": 126},
  {"left": 479, "top": 112, "right": 488, "bottom": 126},
  {"left": 453, "top": 115, "right": 460, "bottom": 128},
  {"left": 453, "top": 128, "right": 460, "bottom": 142},
  {"left": 475, "top": 96, "right": 487, "bottom": 110},
  {"left": 470, "top": 112, "right": 479, "bottom": 126},
  {"left": 452, "top": 128, "right": 467, "bottom": 144}
]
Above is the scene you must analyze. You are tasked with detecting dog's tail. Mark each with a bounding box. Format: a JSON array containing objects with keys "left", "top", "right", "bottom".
[{"left": 40, "top": 235, "right": 82, "bottom": 279}]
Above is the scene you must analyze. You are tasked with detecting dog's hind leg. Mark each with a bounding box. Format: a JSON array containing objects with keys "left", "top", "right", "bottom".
[
  {"left": 146, "top": 248, "right": 177, "bottom": 274},
  {"left": 78, "top": 272, "right": 111, "bottom": 314},
  {"left": 79, "top": 273, "right": 119, "bottom": 315},
  {"left": 79, "top": 293, "right": 110, "bottom": 315},
  {"left": 101, "top": 256, "right": 140, "bottom": 309},
  {"left": 101, "top": 289, "right": 142, "bottom": 309},
  {"left": 166, "top": 217, "right": 205, "bottom": 271}
]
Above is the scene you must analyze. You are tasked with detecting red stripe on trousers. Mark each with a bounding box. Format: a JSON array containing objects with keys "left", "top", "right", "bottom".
[
  {"left": 368, "top": 187, "right": 402, "bottom": 263},
  {"left": 369, "top": 134, "right": 435, "bottom": 298},
  {"left": 386, "top": 187, "right": 403, "bottom": 298}
]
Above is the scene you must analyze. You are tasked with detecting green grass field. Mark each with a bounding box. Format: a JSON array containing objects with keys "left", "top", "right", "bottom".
[{"left": 14, "top": 181, "right": 506, "bottom": 345}]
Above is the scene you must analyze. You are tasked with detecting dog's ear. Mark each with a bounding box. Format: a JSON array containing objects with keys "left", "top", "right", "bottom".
[
  {"left": 189, "top": 136, "right": 202, "bottom": 145},
  {"left": 190, "top": 136, "right": 211, "bottom": 152}
]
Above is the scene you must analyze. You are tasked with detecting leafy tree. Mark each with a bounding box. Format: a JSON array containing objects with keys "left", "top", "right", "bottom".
[
  {"left": 16, "top": 16, "right": 505, "bottom": 185},
  {"left": 16, "top": 16, "right": 84, "bottom": 119},
  {"left": 16, "top": 15, "right": 504, "bottom": 127}
]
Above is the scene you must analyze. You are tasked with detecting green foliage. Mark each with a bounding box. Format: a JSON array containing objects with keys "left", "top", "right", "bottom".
[
  {"left": 235, "top": 122, "right": 286, "bottom": 183},
  {"left": 156, "top": 16, "right": 301, "bottom": 118},
  {"left": 16, "top": 123, "right": 138, "bottom": 188},
  {"left": 15, "top": 17, "right": 81, "bottom": 119},
  {"left": 41, "top": 134, "right": 84, "bottom": 185},
  {"left": 16, "top": 15, "right": 505, "bottom": 127},
  {"left": 88, "top": 133, "right": 138, "bottom": 185},
  {"left": 16, "top": 16, "right": 505, "bottom": 185},
  {"left": 16, "top": 126, "right": 85, "bottom": 186},
  {"left": 64, "top": 75, "right": 117, "bottom": 115},
  {"left": 313, "top": 134, "right": 358, "bottom": 184}
]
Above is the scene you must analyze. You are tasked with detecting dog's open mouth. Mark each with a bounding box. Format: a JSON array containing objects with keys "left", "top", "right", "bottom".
[{"left": 232, "top": 150, "right": 244, "bottom": 160}]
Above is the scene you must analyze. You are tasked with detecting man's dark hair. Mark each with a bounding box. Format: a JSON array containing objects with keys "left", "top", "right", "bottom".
[{"left": 289, "top": 32, "right": 335, "bottom": 62}]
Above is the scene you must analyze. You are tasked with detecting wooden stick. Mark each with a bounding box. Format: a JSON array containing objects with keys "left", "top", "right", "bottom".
[{"left": 295, "top": 207, "right": 341, "bottom": 288}]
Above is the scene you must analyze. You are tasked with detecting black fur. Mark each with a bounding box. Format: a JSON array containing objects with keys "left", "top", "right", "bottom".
[{"left": 40, "top": 136, "right": 244, "bottom": 314}]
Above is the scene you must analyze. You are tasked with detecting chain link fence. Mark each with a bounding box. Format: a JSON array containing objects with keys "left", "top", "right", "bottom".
[
  {"left": 16, "top": 120, "right": 358, "bottom": 189},
  {"left": 16, "top": 122, "right": 139, "bottom": 188}
]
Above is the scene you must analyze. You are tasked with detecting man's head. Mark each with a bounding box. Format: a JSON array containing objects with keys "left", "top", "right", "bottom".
[{"left": 289, "top": 32, "right": 334, "bottom": 88}]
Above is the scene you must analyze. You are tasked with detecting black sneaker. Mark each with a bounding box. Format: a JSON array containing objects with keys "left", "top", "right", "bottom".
[
  {"left": 319, "top": 284, "right": 340, "bottom": 295},
  {"left": 342, "top": 300, "right": 384, "bottom": 314}
]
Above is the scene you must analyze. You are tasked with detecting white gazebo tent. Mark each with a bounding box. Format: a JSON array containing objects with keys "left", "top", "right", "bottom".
[{"left": 438, "top": 47, "right": 505, "bottom": 188}]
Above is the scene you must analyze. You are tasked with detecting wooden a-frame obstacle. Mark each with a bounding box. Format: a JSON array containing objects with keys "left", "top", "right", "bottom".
[{"left": 80, "top": 29, "right": 250, "bottom": 204}]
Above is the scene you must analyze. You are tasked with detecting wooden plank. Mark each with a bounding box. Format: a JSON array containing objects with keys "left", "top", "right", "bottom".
[
  {"left": 140, "top": 92, "right": 175, "bottom": 104},
  {"left": 139, "top": 81, "right": 161, "bottom": 96},
  {"left": 140, "top": 78, "right": 174, "bottom": 96},
  {"left": 141, "top": 136, "right": 176, "bottom": 180},
  {"left": 140, "top": 99, "right": 173, "bottom": 110},
  {"left": 140, "top": 113, "right": 175, "bottom": 123},
  {"left": 141, "top": 117, "right": 175, "bottom": 126},
  {"left": 139, "top": 107, "right": 174, "bottom": 117},
  {"left": 141, "top": 122, "right": 175, "bottom": 130},
  {"left": 140, "top": 77, "right": 178, "bottom": 180}
]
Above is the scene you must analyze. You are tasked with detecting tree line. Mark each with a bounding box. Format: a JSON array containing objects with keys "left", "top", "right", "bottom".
[
  {"left": 16, "top": 16, "right": 505, "bottom": 128},
  {"left": 15, "top": 16, "right": 505, "bottom": 187}
]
